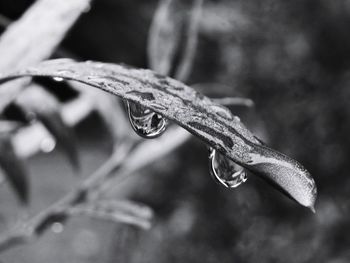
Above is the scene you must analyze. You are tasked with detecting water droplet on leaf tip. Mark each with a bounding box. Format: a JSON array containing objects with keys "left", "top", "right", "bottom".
[
  {"left": 209, "top": 148, "right": 247, "bottom": 188},
  {"left": 126, "top": 101, "right": 168, "bottom": 138}
]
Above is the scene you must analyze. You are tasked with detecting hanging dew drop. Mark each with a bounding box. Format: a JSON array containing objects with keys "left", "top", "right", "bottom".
[
  {"left": 126, "top": 101, "right": 168, "bottom": 138},
  {"left": 208, "top": 148, "right": 247, "bottom": 188}
]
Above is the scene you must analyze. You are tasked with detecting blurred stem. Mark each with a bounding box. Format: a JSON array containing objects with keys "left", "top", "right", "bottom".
[
  {"left": 0, "top": 126, "right": 191, "bottom": 252},
  {"left": 0, "top": 140, "right": 135, "bottom": 253}
]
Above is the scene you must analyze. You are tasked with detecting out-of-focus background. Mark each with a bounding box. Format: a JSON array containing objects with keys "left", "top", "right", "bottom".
[{"left": 0, "top": 0, "right": 349, "bottom": 262}]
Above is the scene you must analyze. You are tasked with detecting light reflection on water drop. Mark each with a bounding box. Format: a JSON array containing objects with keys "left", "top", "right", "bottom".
[
  {"left": 53, "top": 77, "right": 64, "bottom": 82},
  {"left": 209, "top": 148, "right": 247, "bottom": 188},
  {"left": 126, "top": 101, "right": 168, "bottom": 138}
]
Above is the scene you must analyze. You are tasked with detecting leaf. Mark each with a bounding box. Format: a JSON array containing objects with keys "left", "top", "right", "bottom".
[
  {"left": 0, "top": 120, "right": 24, "bottom": 134},
  {"left": 148, "top": 0, "right": 203, "bottom": 81},
  {"left": 16, "top": 85, "right": 80, "bottom": 171},
  {"left": 0, "top": 0, "right": 91, "bottom": 111},
  {"left": 66, "top": 199, "right": 153, "bottom": 229},
  {"left": 0, "top": 134, "right": 28, "bottom": 204},
  {"left": 0, "top": 59, "right": 317, "bottom": 210}
]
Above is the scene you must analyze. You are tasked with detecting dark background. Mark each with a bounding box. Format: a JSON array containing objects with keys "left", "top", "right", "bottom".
[{"left": 0, "top": 0, "right": 349, "bottom": 262}]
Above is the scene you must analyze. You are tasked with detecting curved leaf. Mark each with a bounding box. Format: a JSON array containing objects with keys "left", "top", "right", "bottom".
[
  {"left": 0, "top": 0, "right": 92, "bottom": 112},
  {"left": 0, "top": 59, "right": 317, "bottom": 209},
  {"left": 0, "top": 135, "right": 28, "bottom": 204},
  {"left": 16, "top": 85, "right": 80, "bottom": 171},
  {"left": 148, "top": 0, "right": 202, "bottom": 81}
]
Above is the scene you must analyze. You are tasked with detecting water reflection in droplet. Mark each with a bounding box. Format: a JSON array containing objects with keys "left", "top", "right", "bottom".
[
  {"left": 126, "top": 101, "right": 168, "bottom": 138},
  {"left": 53, "top": 77, "right": 64, "bottom": 82},
  {"left": 209, "top": 148, "right": 247, "bottom": 188}
]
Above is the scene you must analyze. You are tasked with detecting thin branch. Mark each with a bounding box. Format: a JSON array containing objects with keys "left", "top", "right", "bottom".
[
  {"left": 174, "top": 0, "right": 203, "bottom": 82},
  {"left": 0, "top": 126, "right": 191, "bottom": 252},
  {"left": 0, "top": 141, "right": 134, "bottom": 252}
]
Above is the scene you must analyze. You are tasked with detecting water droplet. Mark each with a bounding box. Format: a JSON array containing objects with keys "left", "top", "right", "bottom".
[
  {"left": 126, "top": 101, "right": 168, "bottom": 138},
  {"left": 209, "top": 148, "right": 247, "bottom": 188},
  {"left": 40, "top": 137, "right": 56, "bottom": 153},
  {"left": 51, "top": 222, "right": 64, "bottom": 233},
  {"left": 53, "top": 77, "right": 64, "bottom": 82}
]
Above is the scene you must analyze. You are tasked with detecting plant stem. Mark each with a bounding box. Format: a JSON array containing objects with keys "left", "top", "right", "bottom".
[{"left": 0, "top": 141, "right": 134, "bottom": 253}]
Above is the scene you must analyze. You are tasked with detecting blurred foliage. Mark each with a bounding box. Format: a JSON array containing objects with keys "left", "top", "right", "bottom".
[{"left": 1, "top": 0, "right": 350, "bottom": 262}]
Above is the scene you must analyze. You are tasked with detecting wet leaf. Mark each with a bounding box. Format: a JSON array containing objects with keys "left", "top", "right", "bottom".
[
  {"left": 0, "top": 59, "right": 317, "bottom": 210},
  {"left": 0, "top": 135, "right": 28, "bottom": 204},
  {"left": 16, "top": 85, "right": 80, "bottom": 171},
  {"left": 133, "top": 0, "right": 202, "bottom": 141}
]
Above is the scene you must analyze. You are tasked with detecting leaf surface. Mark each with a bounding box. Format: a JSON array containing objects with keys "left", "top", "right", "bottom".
[{"left": 0, "top": 59, "right": 317, "bottom": 209}]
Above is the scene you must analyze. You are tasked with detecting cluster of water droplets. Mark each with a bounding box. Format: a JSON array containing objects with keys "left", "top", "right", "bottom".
[
  {"left": 208, "top": 148, "right": 248, "bottom": 188},
  {"left": 126, "top": 101, "right": 168, "bottom": 138}
]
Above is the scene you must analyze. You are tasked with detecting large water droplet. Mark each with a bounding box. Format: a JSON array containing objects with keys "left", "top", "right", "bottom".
[
  {"left": 126, "top": 101, "right": 168, "bottom": 138},
  {"left": 209, "top": 148, "right": 247, "bottom": 188}
]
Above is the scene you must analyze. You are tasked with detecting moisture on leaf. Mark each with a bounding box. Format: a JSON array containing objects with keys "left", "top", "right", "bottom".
[{"left": 0, "top": 59, "right": 317, "bottom": 210}]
